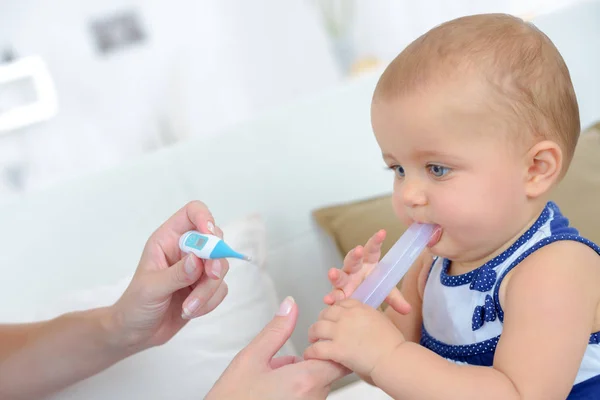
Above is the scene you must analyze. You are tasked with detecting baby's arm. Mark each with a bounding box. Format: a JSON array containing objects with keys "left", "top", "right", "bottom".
[
  {"left": 370, "top": 240, "right": 600, "bottom": 399},
  {"left": 321, "top": 231, "right": 430, "bottom": 385}
]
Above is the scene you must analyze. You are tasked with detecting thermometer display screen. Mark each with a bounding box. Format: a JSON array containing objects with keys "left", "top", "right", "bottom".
[
  {"left": 193, "top": 235, "right": 207, "bottom": 249},
  {"left": 184, "top": 233, "right": 208, "bottom": 250}
]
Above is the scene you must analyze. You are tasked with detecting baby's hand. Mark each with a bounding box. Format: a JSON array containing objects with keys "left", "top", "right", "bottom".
[
  {"left": 324, "top": 229, "right": 411, "bottom": 315},
  {"left": 305, "top": 298, "right": 405, "bottom": 378}
]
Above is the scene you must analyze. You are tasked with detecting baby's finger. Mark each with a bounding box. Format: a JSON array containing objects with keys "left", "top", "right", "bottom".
[
  {"left": 323, "top": 288, "right": 346, "bottom": 305},
  {"left": 308, "top": 320, "right": 336, "bottom": 343},
  {"left": 363, "top": 229, "right": 386, "bottom": 264},
  {"left": 342, "top": 246, "right": 364, "bottom": 274},
  {"left": 385, "top": 288, "right": 411, "bottom": 315},
  {"left": 323, "top": 293, "right": 335, "bottom": 305},
  {"left": 328, "top": 268, "right": 351, "bottom": 289}
]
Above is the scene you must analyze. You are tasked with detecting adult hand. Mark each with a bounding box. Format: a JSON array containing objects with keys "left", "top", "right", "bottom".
[
  {"left": 108, "top": 200, "right": 230, "bottom": 352},
  {"left": 206, "top": 296, "right": 350, "bottom": 400}
]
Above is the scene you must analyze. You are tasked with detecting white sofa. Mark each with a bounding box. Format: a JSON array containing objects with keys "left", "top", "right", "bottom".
[
  {"left": 0, "top": 1, "right": 598, "bottom": 398},
  {"left": 0, "top": 67, "right": 391, "bottom": 400}
]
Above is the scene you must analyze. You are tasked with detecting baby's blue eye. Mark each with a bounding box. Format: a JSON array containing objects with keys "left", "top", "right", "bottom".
[
  {"left": 428, "top": 164, "right": 450, "bottom": 177},
  {"left": 392, "top": 165, "right": 405, "bottom": 178}
]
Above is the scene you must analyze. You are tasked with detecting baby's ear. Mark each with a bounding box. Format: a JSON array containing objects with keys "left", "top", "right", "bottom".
[{"left": 524, "top": 140, "right": 563, "bottom": 198}]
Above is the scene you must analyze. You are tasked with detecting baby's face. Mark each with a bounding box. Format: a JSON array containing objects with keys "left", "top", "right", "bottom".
[{"left": 372, "top": 85, "right": 531, "bottom": 263}]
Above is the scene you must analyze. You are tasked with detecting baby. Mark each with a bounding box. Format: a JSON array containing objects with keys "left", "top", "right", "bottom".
[{"left": 304, "top": 13, "right": 600, "bottom": 399}]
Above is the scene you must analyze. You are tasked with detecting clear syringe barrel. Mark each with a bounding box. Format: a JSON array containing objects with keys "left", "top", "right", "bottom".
[{"left": 350, "top": 223, "right": 435, "bottom": 308}]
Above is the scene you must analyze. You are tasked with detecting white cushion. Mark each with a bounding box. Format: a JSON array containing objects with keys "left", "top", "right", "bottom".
[{"left": 37, "top": 214, "right": 296, "bottom": 400}]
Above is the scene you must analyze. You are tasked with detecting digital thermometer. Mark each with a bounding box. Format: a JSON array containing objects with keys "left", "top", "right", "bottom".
[{"left": 179, "top": 231, "right": 252, "bottom": 261}]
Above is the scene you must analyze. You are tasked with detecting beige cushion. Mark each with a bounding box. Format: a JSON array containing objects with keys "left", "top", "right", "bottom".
[
  {"left": 312, "top": 194, "right": 409, "bottom": 258},
  {"left": 550, "top": 122, "right": 600, "bottom": 244}
]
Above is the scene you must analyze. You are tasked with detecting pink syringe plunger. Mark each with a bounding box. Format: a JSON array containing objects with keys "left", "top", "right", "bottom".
[{"left": 350, "top": 223, "right": 436, "bottom": 309}]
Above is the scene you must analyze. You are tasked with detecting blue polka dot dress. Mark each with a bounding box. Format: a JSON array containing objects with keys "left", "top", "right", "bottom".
[{"left": 420, "top": 201, "right": 600, "bottom": 399}]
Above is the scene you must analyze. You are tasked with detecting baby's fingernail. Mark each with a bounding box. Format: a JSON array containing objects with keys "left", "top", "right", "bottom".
[
  {"left": 276, "top": 296, "right": 295, "bottom": 316},
  {"left": 207, "top": 221, "right": 215, "bottom": 234},
  {"left": 182, "top": 298, "right": 200, "bottom": 318},
  {"left": 185, "top": 255, "right": 196, "bottom": 276},
  {"left": 211, "top": 260, "right": 222, "bottom": 278}
]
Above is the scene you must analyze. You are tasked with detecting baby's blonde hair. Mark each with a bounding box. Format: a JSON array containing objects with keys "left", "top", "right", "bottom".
[{"left": 374, "top": 13, "right": 580, "bottom": 175}]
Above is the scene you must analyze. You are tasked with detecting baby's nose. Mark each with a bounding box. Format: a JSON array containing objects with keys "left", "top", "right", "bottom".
[{"left": 401, "top": 179, "right": 427, "bottom": 207}]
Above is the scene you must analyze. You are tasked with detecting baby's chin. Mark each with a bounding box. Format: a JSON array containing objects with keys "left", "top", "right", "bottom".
[
  {"left": 427, "top": 236, "right": 477, "bottom": 262},
  {"left": 425, "top": 228, "right": 460, "bottom": 259}
]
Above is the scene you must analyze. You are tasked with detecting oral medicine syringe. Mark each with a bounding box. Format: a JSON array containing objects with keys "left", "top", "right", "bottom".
[{"left": 350, "top": 223, "right": 435, "bottom": 308}]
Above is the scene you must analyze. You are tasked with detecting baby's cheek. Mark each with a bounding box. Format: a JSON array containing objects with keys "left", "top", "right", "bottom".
[
  {"left": 391, "top": 192, "right": 409, "bottom": 224},
  {"left": 431, "top": 196, "right": 472, "bottom": 236}
]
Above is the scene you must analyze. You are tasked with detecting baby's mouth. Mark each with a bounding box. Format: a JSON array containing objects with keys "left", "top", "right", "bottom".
[{"left": 427, "top": 225, "right": 443, "bottom": 247}]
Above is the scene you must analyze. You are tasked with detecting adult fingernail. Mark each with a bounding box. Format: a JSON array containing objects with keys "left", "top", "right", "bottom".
[
  {"left": 276, "top": 296, "right": 295, "bottom": 316},
  {"left": 185, "top": 255, "right": 196, "bottom": 276},
  {"left": 207, "top": 221, "right": 215, "bottom": 234},
  {"left": 211, "top": 260, "right": 222, "bottom": 278},
  {"left": 182, "top": 298, "right": 200, "bottom": 318}
]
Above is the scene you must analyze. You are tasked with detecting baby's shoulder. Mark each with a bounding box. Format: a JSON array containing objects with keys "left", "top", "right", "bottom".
[
  {"left": 517, "top": 239, "right": 600, "bottom": 276},
  {"left": 500, "top": 239, "right": 600, "bottom": 305}
]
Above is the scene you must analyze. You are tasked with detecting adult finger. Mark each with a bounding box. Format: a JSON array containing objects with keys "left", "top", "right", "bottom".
[
  {"left": 212, "top": 223, "right": 224, "bottom": 239},
  {"left": 205, "top": 258, "right": 230, "bottom": 280},
  {"left": 270, "top": 355, "right": 303, "bottom": 369},
  {"left": 202, "top": 225, "right": 226, "bottom": 279},
  {"left": 292, "top": 359, "right": 350, "bottom": 387},
  {"left": 149, "top": 253, "right": 204, "bottom": 299},
  {"left": 189, "top": 281, "right": 229, "bottom": 318},
  {"left": 153, "top": 201, "right": 217, "bottom": 266},
  {"left": 242, "top": 296, "right": 298, "bottom": 364},
  {"left": 181, "top": 272, "right": 227, "bottom": 319}
]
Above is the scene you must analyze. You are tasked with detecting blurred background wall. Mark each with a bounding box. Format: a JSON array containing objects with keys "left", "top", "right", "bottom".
[{"left": 0, "top": 0, "right": 585, "bottom": 202}]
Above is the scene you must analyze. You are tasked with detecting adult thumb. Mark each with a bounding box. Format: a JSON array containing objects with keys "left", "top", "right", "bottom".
[{"left": 245, "top": 296, "right": 298, "bottom": 365}]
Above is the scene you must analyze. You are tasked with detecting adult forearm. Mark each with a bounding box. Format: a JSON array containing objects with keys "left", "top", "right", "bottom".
[
  {"left": 372, "top": 342, "right": 520, "bottom": 400},
  {"left": 0, "top": 307, "right": 130, "bottom": 400}
]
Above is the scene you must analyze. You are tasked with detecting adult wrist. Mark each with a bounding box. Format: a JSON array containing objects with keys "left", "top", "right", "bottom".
[{"left": 99, "top": 304, "right": 144, "bottom": 358}]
